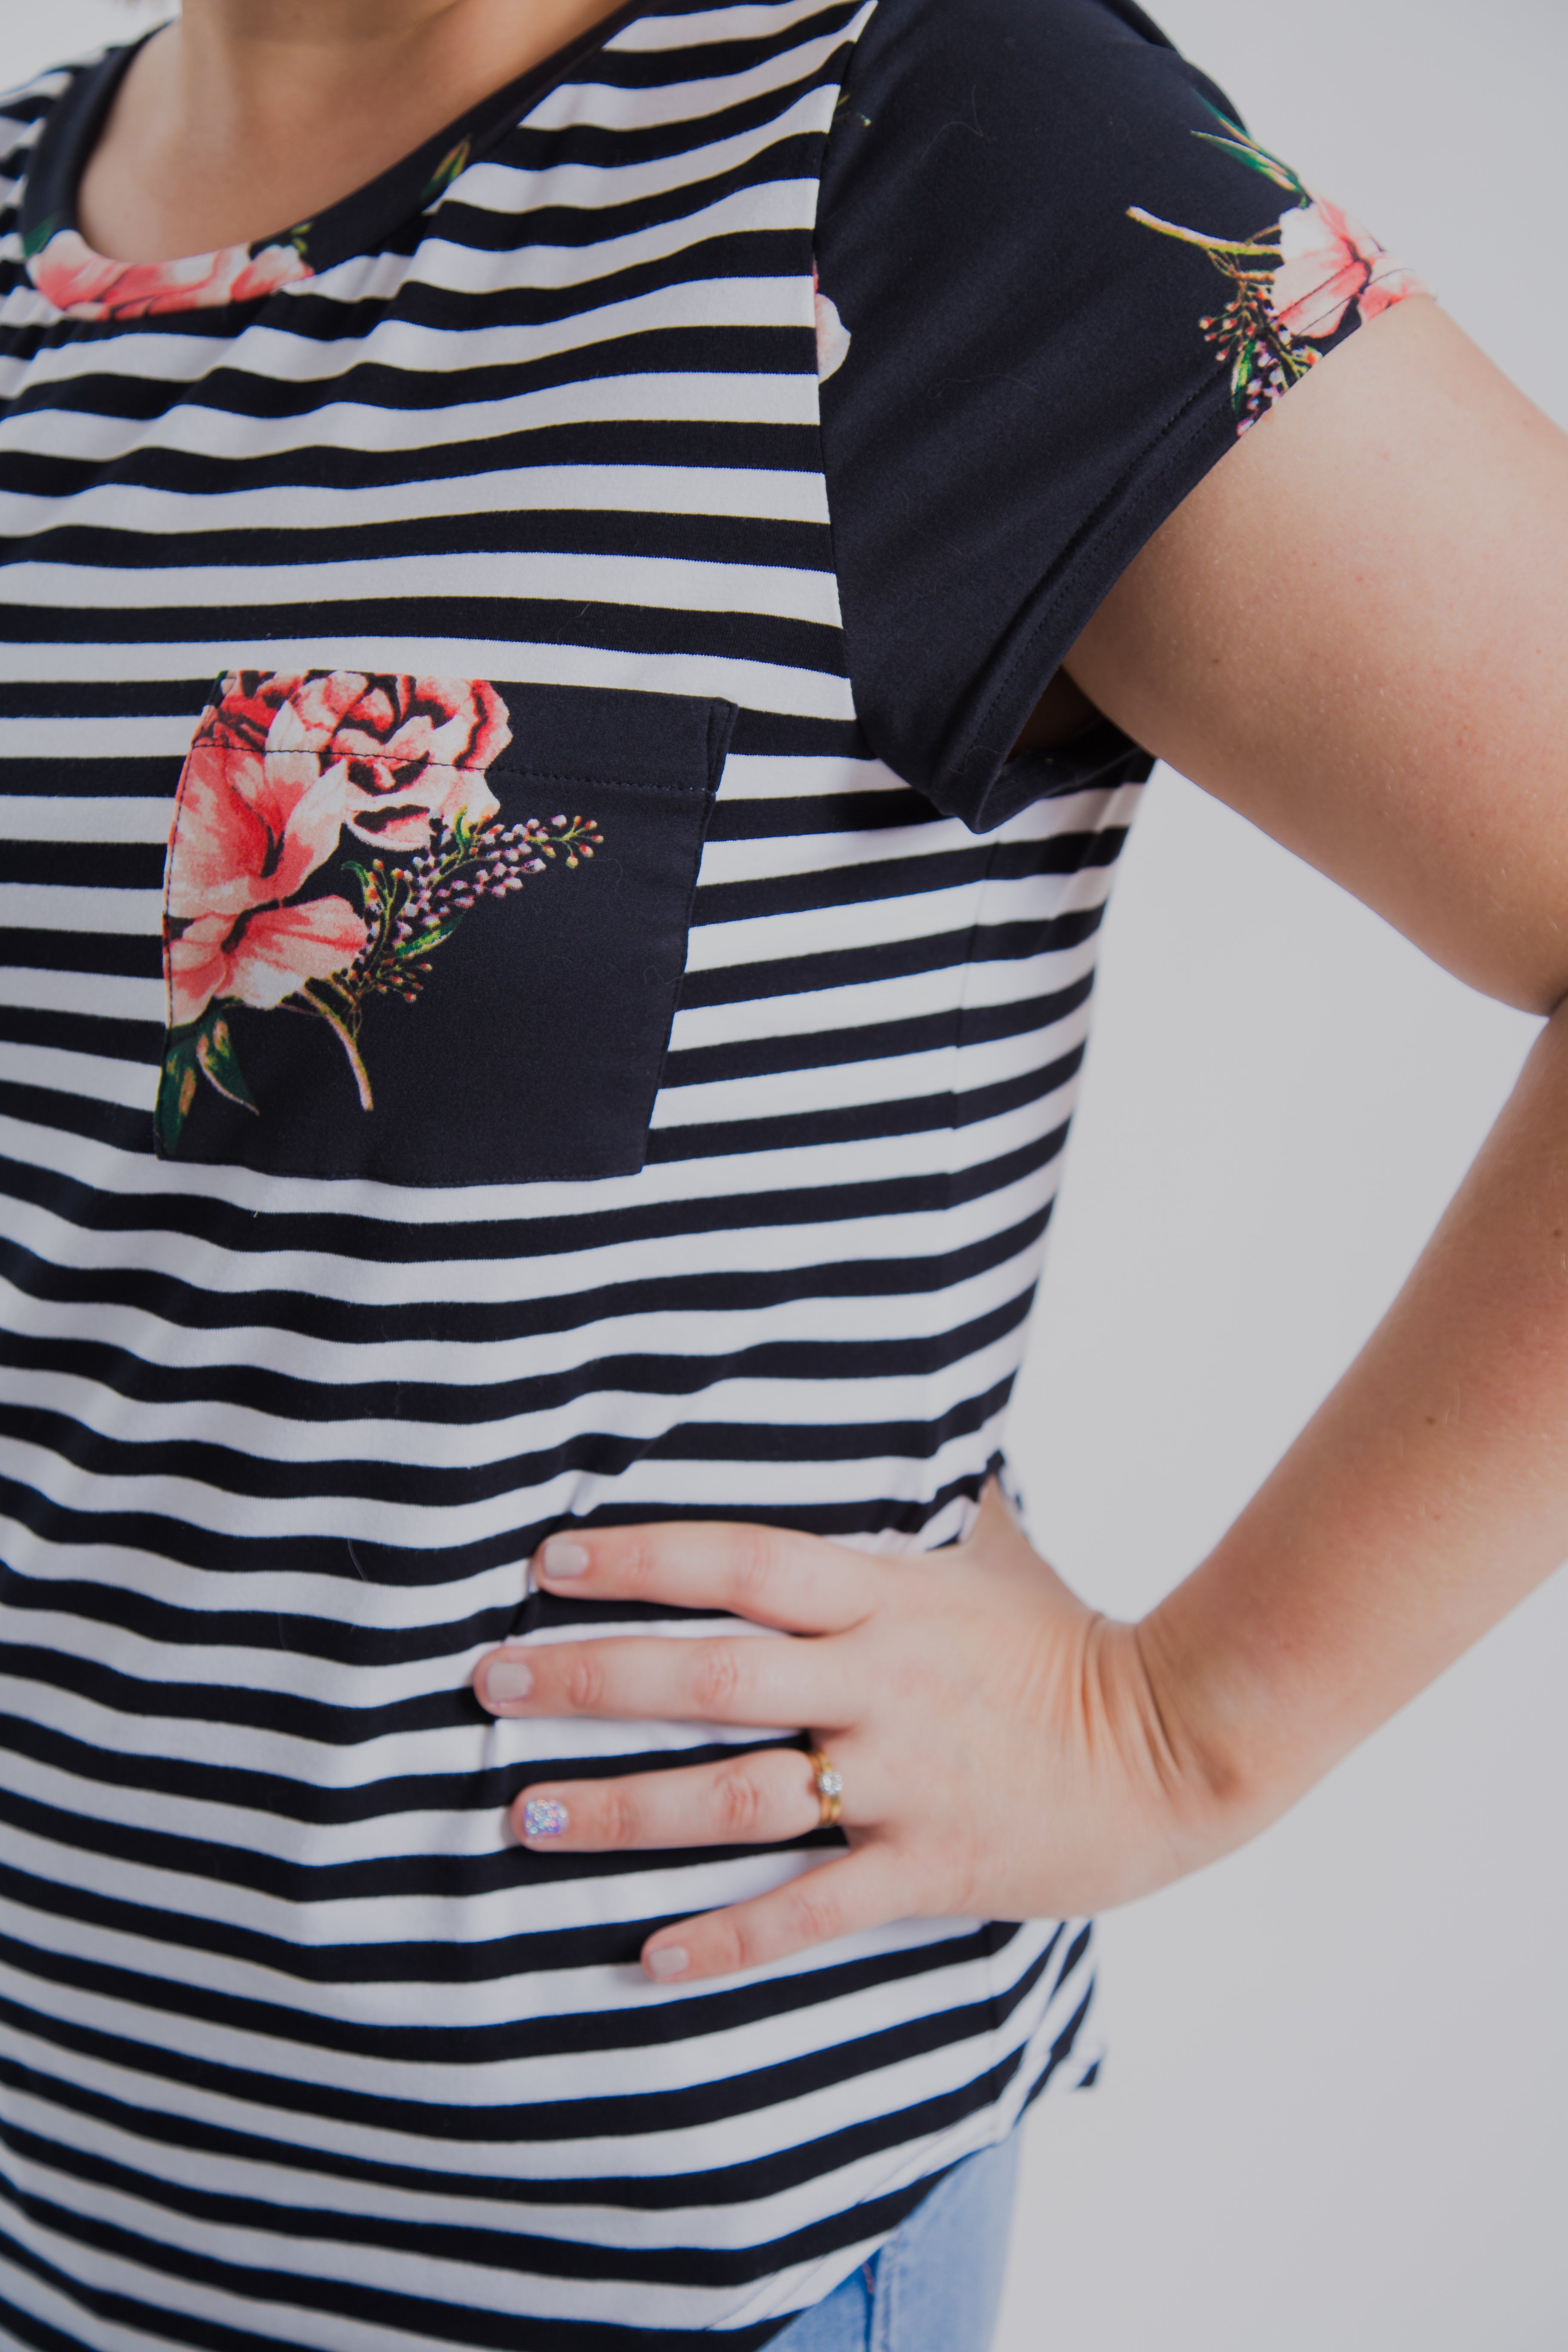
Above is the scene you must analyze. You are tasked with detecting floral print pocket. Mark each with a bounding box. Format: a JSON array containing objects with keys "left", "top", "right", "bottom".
[{"left": 157, "top": 670, "right": 734, "bottom": 1185}]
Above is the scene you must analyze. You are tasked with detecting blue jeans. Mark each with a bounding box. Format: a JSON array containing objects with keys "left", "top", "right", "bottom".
[{"left": 771, "top": 2133, "right": 1021, "bottom": 2351}]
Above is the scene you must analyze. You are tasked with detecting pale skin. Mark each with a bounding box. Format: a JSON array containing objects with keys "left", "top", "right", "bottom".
[{"left": 88, "top": 4, "right": 1568, "bottom": 1981}]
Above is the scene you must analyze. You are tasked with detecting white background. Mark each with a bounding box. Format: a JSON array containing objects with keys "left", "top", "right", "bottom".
[{"left": 1, "top": 2, "right": 1565, "bottom": 2347}]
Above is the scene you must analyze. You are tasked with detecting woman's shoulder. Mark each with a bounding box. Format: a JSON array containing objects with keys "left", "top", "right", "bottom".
[
  {"left": 812, "top": 0, "right": 1429, "bottom": 824},
  {"left": 832, "top": 0, "right": 1213, "bottom": 123}
]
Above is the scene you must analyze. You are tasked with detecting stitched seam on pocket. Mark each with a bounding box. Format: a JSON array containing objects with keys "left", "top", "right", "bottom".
[{"left": 487, "top": 765, "right": 714, "bottom": 793}]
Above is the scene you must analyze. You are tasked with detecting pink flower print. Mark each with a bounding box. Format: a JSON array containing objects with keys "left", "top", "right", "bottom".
[
  {"left": 168, "top": 670, "right": 515, "bottom": 926},
  {"left": 1128, "top": 107, "right": 1428, "bottom": 435},
  {"left": 228, "top": 243, "right": 315, "bottom": 304},
  {"left": 26, "top": 231, "right": 129, "bottom": 314},
  {"left": 165, "top": 735, "right": 349, "bottom": 923},
  {"left": 194, "top": 670, "right": 301, "bottom": 759},
  {"left": 202, "top": 670, "right": 511, "bottom": 848},
  {"left": 155, "top": 668, "right": 582, "bottom": 1154},
  {"left": 812, "top": 266, "right": 851, "bottom": 383},
  {"left": 28, "top": 227, "right": 311, "bottom": 321},
  {"left": 168, "top": 898, "right": 369, "bottom": 1029},
  {"left": 343, "top": 756, "right": 502, "bottom": 852},
  {"left": 325, "top": 675, "right": 513, "bottom": 852},
  {"left": 1269, "top": 199, "right": 1427, "bottom": 341}
]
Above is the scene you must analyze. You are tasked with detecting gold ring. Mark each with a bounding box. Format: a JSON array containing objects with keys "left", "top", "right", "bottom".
[{"left": 806, "top": 1748, "right": 843, "bottom": 1828}]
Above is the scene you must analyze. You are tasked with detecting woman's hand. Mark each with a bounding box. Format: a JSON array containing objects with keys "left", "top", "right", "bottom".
[
  {"left": 487, "top": 304, "right": 1568, "bottom": 1998},
  {"left": 474, "top": 1484, "right": 1231, "bottom": 1984}
]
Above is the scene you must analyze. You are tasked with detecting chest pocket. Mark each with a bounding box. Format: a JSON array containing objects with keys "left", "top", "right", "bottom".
[{"left": 156, "top": 671, "right": 735, "bottom": 1185}]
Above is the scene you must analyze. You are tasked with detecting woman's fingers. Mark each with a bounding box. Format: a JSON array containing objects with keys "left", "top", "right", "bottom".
[
  {"left": 478, "top": 1493, "right": 1038, "bottom": 1985},
  {"left": 514, "top": 1743, "right": 835, "bottom": 1853},
  {"left": 529, "top": 1518, "right": 884, "bottom": 1632},
  {"left": 478, "top": 1629, "right": 850, "bottom": 1726},
  {"left": 640, "top": 1847, "right": 910, "bottom": 1983}
]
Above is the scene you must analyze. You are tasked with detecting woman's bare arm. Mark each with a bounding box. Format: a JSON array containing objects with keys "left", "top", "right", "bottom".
[
  {"left": 1065, "top": 296, "right": 1568, "bottom": 1016},
  {"left": 1062, "top": 295, "right": 1568, "bottom": 1827},
  {"left": 472, "top": 297, "right": 1568, "bottom": 1979}
]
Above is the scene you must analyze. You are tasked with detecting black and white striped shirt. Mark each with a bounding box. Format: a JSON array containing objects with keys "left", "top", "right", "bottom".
[{"left": 0, "top": 0, "right": 1409, "bottom": 2340}]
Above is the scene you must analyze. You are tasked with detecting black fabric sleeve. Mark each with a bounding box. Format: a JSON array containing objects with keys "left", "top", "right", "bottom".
[{"left": 814, "top": 0, "right": 1420, "bottom": 830}]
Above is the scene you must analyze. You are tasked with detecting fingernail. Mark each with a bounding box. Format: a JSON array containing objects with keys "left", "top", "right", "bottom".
[
  {"left": 522, "top": 1798, "right": 569, "bottom": 1838},
  {"left": 485, "top": 1658, "right": 533, "bottom": 1706},
  {"left": 645, "top": 1945, "right": 689, "bottom": 1981},
  {"left": 538, "top": 1537, "right": 590, "bottom": 1579}
]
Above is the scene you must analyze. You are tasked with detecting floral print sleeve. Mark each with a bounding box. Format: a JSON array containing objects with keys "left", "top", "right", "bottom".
[
  {"left": 807, "top": 0, "right": 1437, "bottom": 822},
  {"left": 1129, "top": 104, "right": 1427, "bottom": 432}
]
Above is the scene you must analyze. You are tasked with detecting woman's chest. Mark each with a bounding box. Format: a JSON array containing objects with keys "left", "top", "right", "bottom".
[
  {"left": 0, "top": 248, "right": 1128, "bottom": 1205},
  {"left": 0, "top": 252, "right": 862, "bottom": 1191}
]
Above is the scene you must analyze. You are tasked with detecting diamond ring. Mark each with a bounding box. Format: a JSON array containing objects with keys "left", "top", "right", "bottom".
[{"left": 805, "top": 1748, "right": 843, "bottom": 1828}]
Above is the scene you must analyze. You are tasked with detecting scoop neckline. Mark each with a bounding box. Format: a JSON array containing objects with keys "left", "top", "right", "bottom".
[{"left": 19, "top": 3, "right": 647, "bottom": 325}]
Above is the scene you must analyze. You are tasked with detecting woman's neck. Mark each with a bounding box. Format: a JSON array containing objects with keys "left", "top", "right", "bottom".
[{"left": 76, "top": 0, "right": 628, "bottom": 263}]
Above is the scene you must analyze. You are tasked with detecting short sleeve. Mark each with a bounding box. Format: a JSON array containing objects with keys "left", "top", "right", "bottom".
[{"left": 814, "top": 0, "right": 1426, "bottom": 830}]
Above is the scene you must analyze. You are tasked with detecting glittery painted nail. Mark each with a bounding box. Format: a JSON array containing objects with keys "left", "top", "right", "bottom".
[{"left": 522, "top": 1798, "right": 570, "bottom": 1838}]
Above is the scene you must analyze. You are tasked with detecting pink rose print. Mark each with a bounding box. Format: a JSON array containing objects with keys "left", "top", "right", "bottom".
[
  {"left": 1129, "top": 107, "right": 1427, "bottom": 432},
  {"left": 28, "top": 226, "right": 312, "bottom": 322},
  {"left": 156, "top": 670, "right": 603, "bottom": 1155},
  {"left": 190, "top": 670, "right": 510, "bottom": 854},
  {"left": 323, "top": 674, "right": 512, "bottom": 852}
]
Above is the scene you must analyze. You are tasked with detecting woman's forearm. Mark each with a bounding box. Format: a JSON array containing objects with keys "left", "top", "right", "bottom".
[
  {"left": 469, "top": 1004, "right": 1568, "bottom": 1969},
  {"left": 1140, "top": 998, "right": 1568, "bottom": 1837}
]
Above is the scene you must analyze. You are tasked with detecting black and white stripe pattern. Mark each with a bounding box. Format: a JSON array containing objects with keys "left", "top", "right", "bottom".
[{"left": 0, "top": 4, "right": 1115, "bottom": 2341}]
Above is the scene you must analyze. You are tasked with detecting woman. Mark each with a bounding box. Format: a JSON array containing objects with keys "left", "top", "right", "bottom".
[{"left": 0, "top": 0, "right": 1562, "bottom": 2346}]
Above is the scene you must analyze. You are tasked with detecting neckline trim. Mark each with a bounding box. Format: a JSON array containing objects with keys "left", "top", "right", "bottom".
[{"left": 19, "top": 5, "right": 646, "bottom": 326}]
